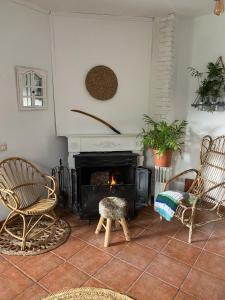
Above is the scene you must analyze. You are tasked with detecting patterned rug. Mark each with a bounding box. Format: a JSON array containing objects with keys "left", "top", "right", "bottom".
[
  {"left": 0, "top": 217, "right": 70, "bottom": 256},
  {"left": 42, "top": 288, "right": 134, "bottom": 300}
]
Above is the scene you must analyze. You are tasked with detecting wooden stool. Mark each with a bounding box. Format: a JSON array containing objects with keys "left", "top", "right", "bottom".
[{"left": 95, "top": 197, "right": 131, "bottom": 247}]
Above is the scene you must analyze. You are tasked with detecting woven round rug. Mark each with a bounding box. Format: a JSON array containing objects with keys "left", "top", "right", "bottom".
[
  {"left": 42, "top": 287, "right": 134, "bottom": 300},
  {"left": 85, "top": 65, "right": 118, "bottom": 100},
  {"left": 0, "top": 218, "right": 70, "bottom": 256}
]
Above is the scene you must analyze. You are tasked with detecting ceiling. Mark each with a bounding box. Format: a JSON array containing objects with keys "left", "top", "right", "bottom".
[{"left": 14, "top": 0, "right": 214, "bottom": 17}]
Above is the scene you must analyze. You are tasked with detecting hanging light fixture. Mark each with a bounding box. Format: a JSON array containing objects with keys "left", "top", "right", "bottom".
[{"left": 214, "top": 0, "right": 224, "bottom": 16}]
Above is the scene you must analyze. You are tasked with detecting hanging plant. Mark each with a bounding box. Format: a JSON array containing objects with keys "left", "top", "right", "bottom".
[{"left": 188, "top": 56, "right": 225, "bottom": 112}]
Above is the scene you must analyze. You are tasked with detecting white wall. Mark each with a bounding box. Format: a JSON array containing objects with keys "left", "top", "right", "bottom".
[
  {"left": 174, "top": 15, "right": 225, "bottom": 173},
  {"left": 0, "top": 1, "right": 68, "bottom": 220},
  {"left": 0, "top": 1, "right": 67, "bottom": 173},
  {"left": 51, "top": 14, "right": 152, "bottom": 135}
]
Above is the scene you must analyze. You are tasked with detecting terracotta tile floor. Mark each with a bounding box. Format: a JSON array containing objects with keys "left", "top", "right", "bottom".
[{"left": 1, "top": 206, "right": 225, "bottom": 300}]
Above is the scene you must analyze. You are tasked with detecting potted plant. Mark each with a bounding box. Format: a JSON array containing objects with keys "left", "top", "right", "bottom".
[
  {"left": 138, "top": 115, "right": 188, "bottom": 167},
  {"left": 188, "top": 57, "right": 225, "bottom": 112}
]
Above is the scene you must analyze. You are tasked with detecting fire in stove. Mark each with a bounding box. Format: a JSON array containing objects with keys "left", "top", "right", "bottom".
[
  {"left": 89, "top": 169, "right": 125, "bottom": 187},
  {"left": 108, "top": 174, "right": 116, "bottom": 185},
  {"left": 108, "top": 175, "right": 117, "bottom": 191}
]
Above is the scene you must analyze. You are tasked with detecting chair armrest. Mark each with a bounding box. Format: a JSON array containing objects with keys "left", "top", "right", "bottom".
[
  {"left": 43, "top": 175, "right": 57, "bottom": 196},
  {"left": 0, "top": 188, "right": 20, "bottom": 211},
  {"left": 164, "top": 169, "right": 200, "bottom": 191},
  {"left": 198, "top": 181, "right": 225, "bottom": 198}
]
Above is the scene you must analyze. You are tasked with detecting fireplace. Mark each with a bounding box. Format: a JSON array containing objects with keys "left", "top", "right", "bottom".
[{"left": 71, "top": 151, "right": 151, "bottom": 220}]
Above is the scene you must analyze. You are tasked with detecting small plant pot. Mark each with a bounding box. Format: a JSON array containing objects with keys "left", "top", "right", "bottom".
[{"left": 153, "top": 150, "right": 172, "bottom": 167}]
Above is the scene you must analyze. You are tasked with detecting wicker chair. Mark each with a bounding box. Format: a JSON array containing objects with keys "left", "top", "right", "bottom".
[
  {"left": 0, "top": 157, "right": 58, "bottom": 250},
  {"left": 164, "top": 135, "right": 225, "bottom": 243}
]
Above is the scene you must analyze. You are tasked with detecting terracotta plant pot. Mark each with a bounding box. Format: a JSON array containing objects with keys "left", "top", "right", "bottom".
[{"left": 153, "top": 149, "right": 172, "bottom": 167}]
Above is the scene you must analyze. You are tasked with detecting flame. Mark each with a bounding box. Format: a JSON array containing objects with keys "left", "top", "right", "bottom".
[
  {"left": 110, "top": 175, "right": 116, "bottom": 186},
  {"left": 108, "top": 175, "right": 117, "bottom": 190}
]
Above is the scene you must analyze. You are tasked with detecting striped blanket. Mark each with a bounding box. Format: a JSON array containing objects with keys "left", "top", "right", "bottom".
[{"left": 155, "top": 191, "right": 190, "bottom": 221}]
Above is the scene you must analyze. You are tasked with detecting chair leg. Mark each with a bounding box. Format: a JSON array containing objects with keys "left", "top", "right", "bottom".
[
  {"left": 120, "top": 217, "right": 131, "bottom": 242},
  {"left": 104, "top": 218, "right": 112, "bottom": 247},
  {"left": 188, "top": 207, "right": 196, "bottom": 243},
  {"left": 95, "top": 216, "right": 104, "bottom": 234},
  {"left": 21, "top": 215, "right": 27, "bottom": 251},
  {"left": 51, "top": 210, "right": 58, "bottom": 221},
  {"left": 0, "top": 211, "right": 15, "bottom": 234},
  {"left": 188, "top": 226, "right": 193, "bottom": 243},
  {"left": 45, "top": 210, "right": 58, "bottom": 223}
]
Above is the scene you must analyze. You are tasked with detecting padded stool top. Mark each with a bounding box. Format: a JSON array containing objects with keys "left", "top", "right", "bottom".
[{"left": 99, "top": 197, "right": 127, "bottom": 219}]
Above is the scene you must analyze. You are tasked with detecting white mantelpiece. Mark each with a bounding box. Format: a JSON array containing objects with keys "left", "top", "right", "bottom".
[{"left": 67, "top": 134, "right": 142, "bottom": 169}]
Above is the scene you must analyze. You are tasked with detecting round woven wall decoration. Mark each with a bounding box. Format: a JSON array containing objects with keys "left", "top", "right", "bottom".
[{"left": 85, "top": 65, "right": 118, "bottom": 100}]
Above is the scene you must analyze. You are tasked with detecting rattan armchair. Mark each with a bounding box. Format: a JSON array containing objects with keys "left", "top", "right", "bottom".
[
  {"left": 0, "top": 157, "right": 58, "bottom": 250},
  {"left": 164, "top": 135, "right": 225, "bottom": 243}
]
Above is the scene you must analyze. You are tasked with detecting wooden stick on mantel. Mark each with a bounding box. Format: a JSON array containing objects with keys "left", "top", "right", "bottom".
[{"left": 71, "top": 109, "right": 121, "bottom": 135}]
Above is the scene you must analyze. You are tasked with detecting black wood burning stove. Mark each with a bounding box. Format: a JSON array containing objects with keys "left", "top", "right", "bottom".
[{"left": 71, "top": 151, "right": 151, "bottom": 220}]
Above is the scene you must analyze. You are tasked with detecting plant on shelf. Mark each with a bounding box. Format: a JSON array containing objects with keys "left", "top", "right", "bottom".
[
  {"left": 188, "top": 56, "right": 225, "bottom": 112},
  {"left": 138, "top": 115, "right": 188, "bottom": 167}
]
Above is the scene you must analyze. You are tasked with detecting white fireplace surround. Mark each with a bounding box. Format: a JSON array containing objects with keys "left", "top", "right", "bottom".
[{"left": 67, "top": 134, "right": 142, "bottom": 169}]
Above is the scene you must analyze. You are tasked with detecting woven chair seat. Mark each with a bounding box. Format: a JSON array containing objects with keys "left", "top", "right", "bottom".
[
  {"left": 22, "top": 198, "right": 56, "bottom": 215},
  {"left": 99, "top": 197, "right": 127, "bottom": 219}
]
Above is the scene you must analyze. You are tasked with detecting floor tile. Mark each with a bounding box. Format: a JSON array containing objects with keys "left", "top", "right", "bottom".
[
  {"left": 90, "top": 231, "right": 128, "bottom": 255},
  {"left": 70, "top": 222, "right": 93, "bottom": 236},
  {"left": 194, "top": 250, "right": 225, "bottom": 281},
  {"left": 2, "top": 253, "right": 27, "bottom": 266},
  {"left": 174, "top": 291, "right": 197, "bottom": 300},
  {"left": 15, "top": 284, "right": 48, "bottom": 300},
  {"left": 182, "top": 269, "right": 225, "bottom": 300},
  {"left": 95, "top": 258, "right": 141, "bottom": 293},
  {"left": 68, "top": 245, "right": 111, "bottom": 275},
  {"left": 139, "top": 206, "right": 154, "bottom": 216},
  {"left": 204, "top": 235, "right": 225, "bottom": 257},
  {"left": 195, "top": 210, "right": 217, "bottom": 224},
  {"left": 0, "top": 255, "right": 12, "bottom": 273},
  {"left": 137, "top": 218, "right": 181, "bottom": 238},
  {"left": 63, "top": 213, "right": 88, "bottom": 227},
  {"left": 161, "top": 239, "right": 201, "bottom": 265},
  {"left": 131, "top": 213, "right": 154, "bottom": 228},
  {"left": 14, "top": 252, "right": 63, "bottom": 281},
  {"left": 195, "top": 211, "right": 216, "bottom": 235},
  {"left": 52, "top": 236, "right": 87, "bottom": 259},
  {"left": 195, "top": 222, "right": 215, "bottom": 235},
  {"left": 147, "top": 253, "right": 190, "bottom": 288},
  {"left": 135, "top": 229, "right": 170, "bottom": 251},
  {"left": 212, "top": 220, "right": 225, "bottom": 238},
  {"left": 3, "top": 207, "right": 225, "bottom": 300},
  {"left": 128, "top": 272, "right": 177, "bottom": 300},
  {"left": 145, "top": 209, "right": 162, "bottom": 222},
  {"left": 39, "top": 262, "right": 89, "bottom": 292},
  {"left": 0, "top": 266, "right": 33, "bottom": 300},
  {"left": 125, "top": 223, "right": 145, "bottom": 239},
  {"left": 116, "top": 242, "right": 157, "bottom": 270},
  {"left": 174, "top": 228, "right": 209, "bottom": 248},
  {"left": 82, "top": 277, "right": 109, "bottom": 289},
  {"left": 74, "top": 224, "right": 98, "bottom": 242}
]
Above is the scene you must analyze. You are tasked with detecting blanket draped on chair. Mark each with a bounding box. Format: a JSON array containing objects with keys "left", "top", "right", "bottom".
[{"left": 155, "top": 191, "right": 196, "bottom": 221}]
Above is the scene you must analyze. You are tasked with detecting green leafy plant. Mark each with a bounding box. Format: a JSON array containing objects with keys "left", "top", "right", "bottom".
[
  {"left": 138, "top": 115, "right": 188, "bottom": 157},
  {"left": 188, "top": 57, "right": 225, "bottom": 112}
]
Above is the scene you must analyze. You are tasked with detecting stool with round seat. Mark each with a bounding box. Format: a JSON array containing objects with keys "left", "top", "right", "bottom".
[{"left": 95, "top": 197, "right": 131, "bottom": 247}]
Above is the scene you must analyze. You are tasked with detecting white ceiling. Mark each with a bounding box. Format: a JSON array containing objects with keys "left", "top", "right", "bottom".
[{"left": 14, "top": 0, "right": 214, "bottom": 17}]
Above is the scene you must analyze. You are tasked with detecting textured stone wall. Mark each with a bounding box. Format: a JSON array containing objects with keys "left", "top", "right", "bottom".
[{"left": 150, "top": 14, "right": 176, "bottom": 122}]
